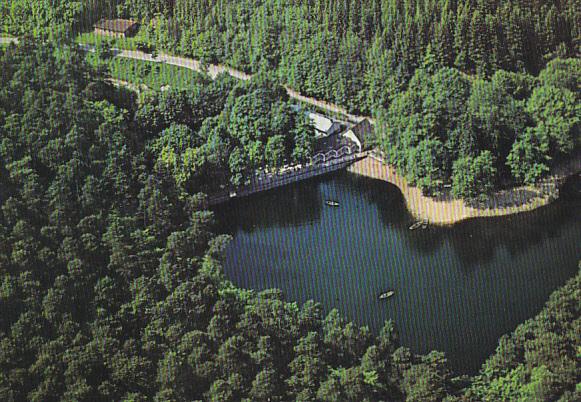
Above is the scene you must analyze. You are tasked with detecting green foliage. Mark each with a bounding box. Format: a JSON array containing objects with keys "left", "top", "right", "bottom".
[
  {"left": 377, "top": 59, "right": 580, "bottom": 199},
  {"left": 316, "top": 366, "right": 379, "bottom": 402},
  {"left": 405, "top": 138, "right": 445, "bottom": 195},
  {"left": 124, "top": 70, "right": 312, "bottom": 190},
  {"left": 376, "top": 66, "right": 473, "bottom": 193},
  {"left": 452, "top": 151, "right": 497, "bottom": 200},
  {"left": 400, "top": 351, "right": 452, "bottom": 402},
  {"left": 1, "top": 6, "right": 580, "bottom": 401},
  {"left": 526, "top": 85, "right": 580, "bottom": 156},
  {"left": 128, "top": 0, "right": 577, "bottom": 113},
  {"left": 0, "top": 42, "right": 417, "bottom": 401},
  {"left": 117, "top": 0, "right": 170, "bottom": 21},
  {"left": 468, "top": 266, "right": 581, "bottom": 401},
  {"left": 2, "top": 0, "right": 83, "bottom": 39},
  {"left": 219, "top": 80, "right": 311, "bottom": 183},
  {"left": 507, "top": 127, "right": 551, "bottom": 185},
  {"left": 538, "top": 58, "right": 581, "bottom": 92},
  {"left": 249, "top": 368, "right": 284, "bottom": 401},
  {"left": 467, "top": 78, "right": 524, "bottom": 155},
  {"left": 4, "top": 0, "right": 579, "bottom": 115},
  {"left": 77, "top": 31, "right": 146, "bottom": 52},
  {"left": 491, "top": 70, "right": 536, "bottom": 100},
  {"left": 264, "top": 135, "right": 286, "bottom": 169},
  {"left": 104, "top": 57, "right": 207, "bottom": 91}
]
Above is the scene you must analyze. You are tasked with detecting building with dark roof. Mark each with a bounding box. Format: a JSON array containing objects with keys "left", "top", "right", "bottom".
[
  {"left": 342, "top": 119, "right": 374, "bottom": 152},
  {"left": 94, "top": 19, "right": 139, "bottom": 38}
]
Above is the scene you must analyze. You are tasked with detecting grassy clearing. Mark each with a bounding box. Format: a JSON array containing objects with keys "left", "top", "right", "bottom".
[
  {"left": 78, "top": 29, "right": 207, "bottom": 90},
  {"left": 89, "top": 55, "right": 206, "bottom": 91},
  {"left": 76, "top": 31, "right": 143, "bottom": 51}
]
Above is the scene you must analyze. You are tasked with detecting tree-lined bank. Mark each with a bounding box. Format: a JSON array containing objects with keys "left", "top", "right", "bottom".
[
  {"left": 1, "top": 35, "right": 579, "bottom": 402},
  {"left": 0, "top": 0, "right": 580, "bottom": 399}
]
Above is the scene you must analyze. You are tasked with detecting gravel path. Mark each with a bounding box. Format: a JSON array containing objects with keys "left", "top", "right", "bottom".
[{"left": 3, "top": 35, "right": 370, "bottom": 123}]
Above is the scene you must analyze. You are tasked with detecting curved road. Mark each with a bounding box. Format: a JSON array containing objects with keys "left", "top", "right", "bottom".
[
  {"left": 0, "top": 37, "right": 17, "bottom": 45},
  {"left": 1, "top": 35, "right": 372, "bottom": 124},
  {"left": 111, "top": 49, "right": 372, "bottom": 123}
]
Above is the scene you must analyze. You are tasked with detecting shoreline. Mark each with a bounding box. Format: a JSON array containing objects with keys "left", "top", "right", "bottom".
[{"left": 348, "top": 155, "right": 579, "bottom": 226}]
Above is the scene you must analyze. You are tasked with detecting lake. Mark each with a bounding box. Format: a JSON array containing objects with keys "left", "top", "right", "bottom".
[{"left": 215, "top": 172, "right": 581, "bottom": 374}]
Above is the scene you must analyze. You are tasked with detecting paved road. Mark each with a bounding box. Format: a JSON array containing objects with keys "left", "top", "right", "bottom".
[
  {"left": 114, "top": 49, "right": 371, "bottom": 123},
  {"left": 4, "top": 36, "right": 373, "bottom": 124},
  {"left": 0, "top": 37, "right": 18, "bottom": 45}
]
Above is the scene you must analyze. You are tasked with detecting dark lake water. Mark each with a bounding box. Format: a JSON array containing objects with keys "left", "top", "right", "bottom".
[{"left": 215, "top": 172, "right": 581, "bottom": 374}]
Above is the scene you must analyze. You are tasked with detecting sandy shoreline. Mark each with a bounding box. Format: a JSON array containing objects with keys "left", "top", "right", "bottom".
[{"left": 347, "top": 155, "right": 577, "bottom": 226}]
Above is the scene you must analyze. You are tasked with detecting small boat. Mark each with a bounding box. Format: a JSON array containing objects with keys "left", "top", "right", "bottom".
[
  {"left": 379, "top": 290, "right": 395, "bottom": 300},
  {"left": 325, "top": 200, "right": 340, "bottom": 207},
  {"left": 409, "top": 219, "right": 428, "bottom": 230},
  {"left": 409, "top": 221, "right": 422, "bottom": 230}
]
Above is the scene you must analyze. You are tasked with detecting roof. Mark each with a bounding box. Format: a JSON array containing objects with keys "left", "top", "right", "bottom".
[
  {"left": 346, "top": 119, "right": 374, "bottom": 148},
  {"left": 315, "top": 131, "right": 354, "bottom": 153},
  {"left": 94, "top": 19, "right": 138, "bottom": 33},
  {"left": 307, "top": 112, "right": 338, "bottom": 134}
]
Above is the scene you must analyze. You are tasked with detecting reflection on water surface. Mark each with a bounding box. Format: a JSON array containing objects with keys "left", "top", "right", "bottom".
[{"left": 215, "top": 172, "right": 581, "bottom": 373}]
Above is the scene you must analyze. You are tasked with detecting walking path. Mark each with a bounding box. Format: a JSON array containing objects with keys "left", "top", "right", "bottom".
[
  {"left": 2, "top": 35, "right": 371, "bottom": 123},
  {"left": 0, "top": 37, "right": 17, "bottom": 45},
  {"left": 9, "top": 34, "right": 576, "bottom": 224},
  {"left": 124, "top": 51, "right": 371, "bottom": 123}
]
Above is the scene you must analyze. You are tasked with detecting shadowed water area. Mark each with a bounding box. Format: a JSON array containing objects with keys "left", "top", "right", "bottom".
[{"left": 214, "top": 172, "right": 581, "bottom": 374}]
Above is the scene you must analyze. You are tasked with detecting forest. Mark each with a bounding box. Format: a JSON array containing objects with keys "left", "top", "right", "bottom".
[
  {"left": 0, "top": 0, "right": 580, "bottom": 400},
  {"left": 0, "top": 39, "right": 444, "bottom": 402},
  {"left": 2, "top": 0, "right": 579, "bottom": 198},
  {"left": 2, "top": 0, "right": 579, "bottom": 114},
  {"left": 0, "top": 35, "right": 580, "bottom": 402},
  {"left": 376, "top": 57, "right": 580, "bottom": 197},
  {"left": 110, "top": 0, "right": 578, "bottom": 114},
  {"left": 132, "top": 71, "right": 315, "bottom": 189}
]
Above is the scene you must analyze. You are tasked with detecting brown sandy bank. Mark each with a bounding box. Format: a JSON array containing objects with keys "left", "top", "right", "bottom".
[{"left": 347, "top": 155, "right": 579, "bottom": 226}]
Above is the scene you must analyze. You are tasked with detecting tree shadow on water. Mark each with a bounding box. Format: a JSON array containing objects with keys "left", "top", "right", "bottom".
[
  {"left": 344, "top": 173, "right": 412, "bottom": 227},
  {"left": 433, "top": 192, "right": 579, "bottom": 269},
  {"left": 366, "top": 174, "right": 580, "bottom": 270},
  {"left": 213, "top": 176, "right": 324, "bottom": 233},
  {"left": 215, "top": 171, "right": 580, "bottom": 271}
]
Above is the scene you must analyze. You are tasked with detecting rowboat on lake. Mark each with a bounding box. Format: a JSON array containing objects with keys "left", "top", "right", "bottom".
[
  {"left": 409, "top": 219, "right": 428, "bottom": 230},
  {"left": 379, "top": 290, "right": 395, "bottom": 300}
]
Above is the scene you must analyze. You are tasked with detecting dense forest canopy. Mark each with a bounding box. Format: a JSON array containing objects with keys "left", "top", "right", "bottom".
[
  {"left": 376, "top": 57, "right": 581, "bottom": 197},
  {"left": 0, "top": 37, "right": 579, "bottom": 402},
  {"left": 1, "top": 0, "right": 580, "bottom": 400},
  {"left": 2, "top": 0, "right": 579, "bottom": 114},
  {"left": 467, "top": 267, "right": 581, "bottom": 401},
  {"left": 2, "top": 0, "right": 579, "bottom": 199},
  {"left": 0, "top": 39, "right": 439, "bottom": 402},
  {"left": 132, "top": 72, "right": 315, "bottom": 189},
  {"left": 113, "top": 0, "right": 579, "bottom": 113}
]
